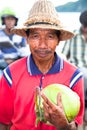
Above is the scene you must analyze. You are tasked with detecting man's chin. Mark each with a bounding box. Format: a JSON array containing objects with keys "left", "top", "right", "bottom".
[{"left": 35, "top": 54, "right": 50, "bottom": 61}]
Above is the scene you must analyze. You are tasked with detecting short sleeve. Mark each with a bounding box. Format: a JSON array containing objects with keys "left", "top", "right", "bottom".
[
  {"left": 0, "top": 74, "right": 13, "bottom": 124},
  {"left": 72, "top": 77, "right": 84, "bottom": 125}
]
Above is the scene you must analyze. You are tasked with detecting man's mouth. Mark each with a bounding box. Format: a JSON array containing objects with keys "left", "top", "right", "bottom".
[{"left": 34, "top": 49, "right": 52, "bottom": 57}]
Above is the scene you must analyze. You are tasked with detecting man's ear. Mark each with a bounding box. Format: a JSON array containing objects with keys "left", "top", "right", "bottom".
[
  {"left": 25, "top": 36, "right": 28, "bottom": 42},
  {"left": 24, "top": 36, "right": 29, "bottom": 45},
  {"left": 57, "top": 39, "right": 60, "bottom": 45}
]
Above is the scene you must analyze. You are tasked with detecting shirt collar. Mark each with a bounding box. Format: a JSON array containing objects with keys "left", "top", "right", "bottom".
[{"left": 27, "top": 53, "right": 64, "bottom": 75}]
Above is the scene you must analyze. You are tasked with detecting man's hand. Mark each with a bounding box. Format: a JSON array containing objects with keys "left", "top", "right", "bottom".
[
  {"left": 41, "top": 92, "right": 77, "bottom": 130},
  {"left": 0, "top": 123, "right": 11, "bottom": 130}
]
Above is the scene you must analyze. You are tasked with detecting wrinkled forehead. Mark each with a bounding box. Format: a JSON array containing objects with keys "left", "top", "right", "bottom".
[
  {"left": 29, "top": 28, "right": 57, "bottom": 33},
  {"left": 26, "top": 28, "right": 61, "bottom": 38},
  {"left": 28, "top": 28, "right": 61, "bottom": 36}
]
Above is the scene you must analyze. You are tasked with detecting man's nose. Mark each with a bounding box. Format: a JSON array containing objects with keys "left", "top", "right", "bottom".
[{"left": 39, "top": 37, "right": 47, "bottom": 48}]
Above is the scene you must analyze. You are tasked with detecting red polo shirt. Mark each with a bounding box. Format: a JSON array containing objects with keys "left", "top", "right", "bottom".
[{"left": 0, "top": 53, "right": 84, "bottom": 130}]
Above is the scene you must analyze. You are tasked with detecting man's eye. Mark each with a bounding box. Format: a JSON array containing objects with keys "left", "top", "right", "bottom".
[
  {"left": 33, "top": 34, "right": 39, "bottom": 38},
  {"left": 49, "top": 35, "right": 53, "bottom": 38},
  {"left": 47, "top": 35, "right": 54, "bottom": 39},
  {"left": 30, "top": 34, "right": 39, "bottom": 39}
]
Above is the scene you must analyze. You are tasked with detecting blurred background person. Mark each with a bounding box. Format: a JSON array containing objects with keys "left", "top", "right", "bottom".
[
  {"left": 0, "top": 7, "right": 29, "bottom": 76},
  {"left": 0, "top": 50, "right": 7, "bottom": 76},
  {"left": 61, "top": 10, "right": 87, "bottom": 116}
]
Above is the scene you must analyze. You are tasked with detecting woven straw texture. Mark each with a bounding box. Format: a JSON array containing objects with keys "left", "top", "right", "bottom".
[{"left": 11, "top": 0, "right": 74, "bottom": 41}]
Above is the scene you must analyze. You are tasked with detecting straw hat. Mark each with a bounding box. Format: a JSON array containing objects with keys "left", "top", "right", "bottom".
[{"left": 11, "top": 0, "right": 74, "bottom": 41}]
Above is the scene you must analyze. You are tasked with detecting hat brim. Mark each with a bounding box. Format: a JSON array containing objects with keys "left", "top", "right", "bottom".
[{"left": 11, "top": 24, "right": 74, "bottom": 41}]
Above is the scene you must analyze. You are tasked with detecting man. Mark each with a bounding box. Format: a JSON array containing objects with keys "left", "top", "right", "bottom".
[
  {"left": 62, "top": 10, "right": 87, "bottom": 108},
  {"left": 0, "top": 0, "right": 84, "bottom": 130},
  {"left": 0, "top": 9, "right": 28, "bottom": 75}
]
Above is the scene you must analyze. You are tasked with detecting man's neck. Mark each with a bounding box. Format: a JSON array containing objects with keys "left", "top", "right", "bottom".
[{"left": 33, "top": 56, "right": 55, "bottom": 74}]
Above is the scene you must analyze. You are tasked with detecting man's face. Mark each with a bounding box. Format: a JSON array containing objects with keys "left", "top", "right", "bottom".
[
  {"left": 26, "top": 28, "right": 59, "bottom": 61},
  {"left": 4, "top": 17, "right": 16, "bottom": 29},
  {"left": 81, "top": 26, "right": 87, "bottom": 40}
]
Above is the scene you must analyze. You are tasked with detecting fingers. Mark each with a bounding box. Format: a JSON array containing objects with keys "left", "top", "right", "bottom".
[
  {"left": 41, "top": 92, "right": 68, "bottom": 126},
  {"left": 57, "top": 92, "right": 63, "bottom": 109},
  {"left": 41, "top": 93, "right": 48, "bottom": 103},
  {"left": 41, "top": 93, "right": 56, "bottom": 111},
  {"left": 43, "top": 102, "right": 50, "bottom": 120},
  {"left": 35, "top": 87, "right": 40, "bottom": 95},
  {"left": 41, "top": 92, "right": 63, "bottom": 109}
]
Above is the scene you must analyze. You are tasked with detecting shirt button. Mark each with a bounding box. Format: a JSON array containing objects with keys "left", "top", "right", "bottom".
[{"left": 42, "top": 76, "right": 44, "bottom": 79}]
